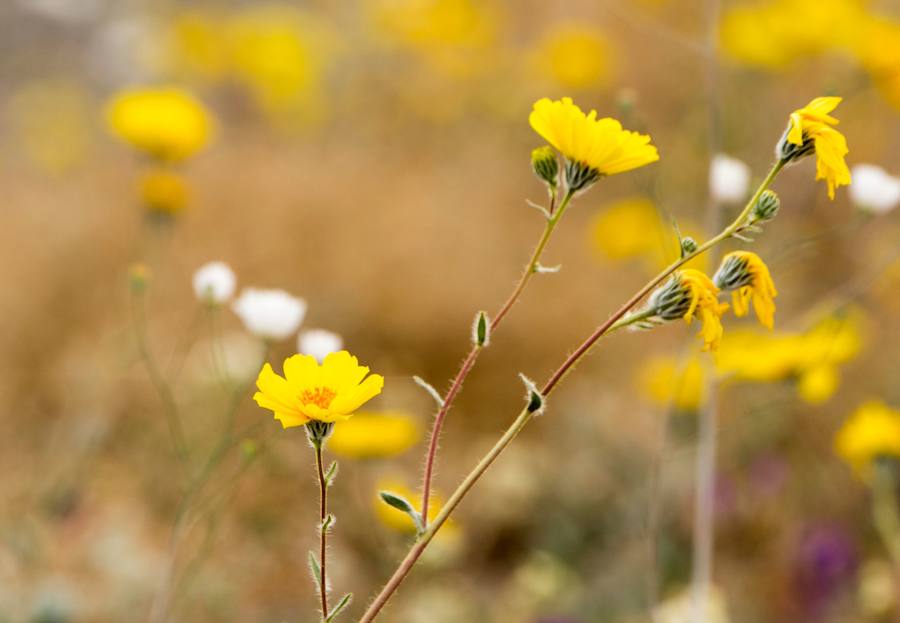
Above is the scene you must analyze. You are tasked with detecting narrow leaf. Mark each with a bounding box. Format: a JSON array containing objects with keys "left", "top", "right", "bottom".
[
  {"left": 324, "top": 461, "right": 339, "bottom": 487},
  {"left": 325, "top": 593, "right": 353, "bottom": 622},
  {"left": 308, "top": 551, "right": 322, "bottom": 591},
  {"left": 321, "top": 513, "right": 335, "bottom": 533},
  {"left": 379, "top": 490, "right": 425, "bottom": 534},
  {"left": 413, "top": 375, "right": 445, "bottom": 407}
]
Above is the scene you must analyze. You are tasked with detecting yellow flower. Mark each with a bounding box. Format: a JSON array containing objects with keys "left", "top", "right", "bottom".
[
  {"left": 679, "top": 270, "right": 730, "bottom": 352},
  {"left": 138, "top": 167, "right": 189, "bottom": 215},
  {"left": 797, "top": 364, "right": 839, "bottom": 404},
  {"left": 781, "top": 96, "right": 851, "bottom": 199},
  {"left": 328, "top": 410, "right": 420, "bottom": 459},
  {"left": 835, "top": 400, "right": 900, "bottom": 477},
  {"left": 529, "top": 97, "right": 659, "bottom": 182},
  {"left": 637, "top": 355, "right": 705, "bottom": 412},
  {"left": 534, "top": 25, "right": 611, "bottom": 90},
  {"left": 713, "top": 251, "right": 778, "bottom": 329},
  {"left": 106, "top": 87, "right": 213, "bottom": 162},
  {"left": 253, "top": 351, "right": 384, "bottom": 428}
]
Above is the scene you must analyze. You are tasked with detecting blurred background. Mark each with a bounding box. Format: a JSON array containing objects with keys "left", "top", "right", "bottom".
[{"left": 2, "top": 0, "right": 900, "bottom": 621}]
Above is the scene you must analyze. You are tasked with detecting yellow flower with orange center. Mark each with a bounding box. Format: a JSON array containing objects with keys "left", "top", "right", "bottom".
[
  {"left": 780, "top": 96, "right": 851, "bottom": 199},
  {"left": 713, "top": 251, "right": 778, "bottom": 329},
  {"left": 253, "top": 350, "right": 384, "bottom": 428},
  {"left": 529, "top": 97, "right": 658, "bottom": 191}
]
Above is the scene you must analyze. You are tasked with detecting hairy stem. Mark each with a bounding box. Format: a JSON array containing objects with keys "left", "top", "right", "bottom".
[
  {"left": 358, "top": 161, "right": 784, "bottom": 622},
  {"left": 315, "top": 441, "right": 330, "bottom": 620},
  {"left": 419, "top": 189, "right": 574, "bottom": 525}
]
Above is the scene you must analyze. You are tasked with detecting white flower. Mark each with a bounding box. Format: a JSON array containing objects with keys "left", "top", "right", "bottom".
[
  {"left": 709, "top": 154, "right": 750, "bottom": 204},
  {"left": 850, "top": 164, "right": 900, "bottom": 214},
  {"left": 232, "top": 288, "right": 306, "bottom": 341},
  {"left": 298, "top": 329, "right": 344, "bottom": 363},
  {"left": 192, "top": 261, "right": 236, "bottom": 305}
]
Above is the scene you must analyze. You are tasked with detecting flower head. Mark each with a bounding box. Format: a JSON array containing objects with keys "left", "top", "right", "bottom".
[
  {"left": 254, "top": 350, "right": 384, "bottom": 428},
  {"left": 713, "top": 251, "right": 778, "bottom": 329},
  {"left": 646, "top": 269, "right": 729, "bottom": 351},
  {"left": 139, "top": 168, "right": 189, "bottom": 215},
  {"left": 106, "top": 87, "right": 213, "bottom": 162},
  {"left": 298, "top": 328, "right": 344, "bottom": 363},
  {"left": 849, "top": 164, "right": 900, "bottom": 214},
  {"left": 835, "top": 400, "right": 900, "bottom": 477},
  {"left": 193, "top": 261, "right": 236, "bottom": 305},
  {"left": 232, "top": 288, "right": 306, "bottom": 341},
  {"left": 328, "top": 410, "right": 419, "bottom": 459},
  {"left": 709, "top": 154, "right": 750, "bottom": 203},
  {"left": 529, "top": 97, "right": 658, "bottom": 192},
  {"left": 778, "top": 96, "right": 851, "bottom": 199}
]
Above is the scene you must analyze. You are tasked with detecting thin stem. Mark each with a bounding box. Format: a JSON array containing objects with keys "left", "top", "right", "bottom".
[
  {"left": 419, "top": 189, "right": 574, "bottom": 526},
  {"left": 315, "top": 441, "right": 330, "bottom": 620},
  {"left": 130, "top": 289, "right": 188, "bottom": 462},
  {"left": 358, "top": 162, "right": 785, "bottom": 622},
  {"left": 691, "top": 378, "right": 717, "bottom": 623}
]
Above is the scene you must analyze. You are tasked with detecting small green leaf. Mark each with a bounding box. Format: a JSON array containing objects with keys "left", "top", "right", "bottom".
[
  {"left": 325, "top": 593, "right": 353, "bottom": 622},
  {"left": 379, "top": 491, "right": 424, "bottom": 534},
  {"left": 324, "top": 461, "right": 339, "bottom": 487},
  {"left": 308, "top": 551, "right": 322, "bottom": 591},
  {"left": 472, "top": 310, "right": 490, "bottom": 347},
  {"left": 321, "top": 514, "right": 335, "bottom": 533},
  {"left": 519, "top": 373, "right": 545, "bottom": 415}
]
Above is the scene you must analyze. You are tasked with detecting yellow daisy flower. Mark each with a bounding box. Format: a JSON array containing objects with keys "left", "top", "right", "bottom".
[
  {"left": 106, "top": 87, "right": 213, "bottom": 162},
  {"left": 645, "top": 269, "right": 729, "bottom": 351},
  {"left": 835, "top": 400, "right": 900, "bottom": 477},
  {"left": 529, "top": 97, "right": 658, "bottom": 191},
  {"left": 138, "top": 167, "right": 189, "bottom": 215},
  {"left": 253, "top": 350, "right": 384, "bottom": 428},
  {"left": 779, "top": 96, "right": 851, "bottom": 199},
  {"left": 713, "top": 251, "right": 778, "bottom": 329}
]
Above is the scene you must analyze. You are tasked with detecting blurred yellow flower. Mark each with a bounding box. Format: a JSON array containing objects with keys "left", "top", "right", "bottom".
[
  {"left": 529, "top": 97, "right": 659, "bottom": 177},
  {"left": 638, "top": 355, "right": 705, "bottom": 412},
  {"left": 328, "top": 411, "right": 420, "bottom": 459},
  {"left": 716, "top": 311, "right": 865, "bottom": 403},
  {"left": 167, "top": 11, "right": 230, "bottom": 82},
  {"left": 106, "top": 87, "right": 213, "bottom": 162},
  {"left": 138, "top": 167, "right": 189, "bottom": 215},
  {"left": 835, "top": 400, "right": 900, "bottom": 477},
  {"left": 713, "top": 251, "right": 778, "bottom": 329},
  {"left": 678, "top": 269, "right": 729, "bottom": 352},
  {"left": 254, "top": 351, "right": 384, "bottom": 428},
  {"left": 533, "top": 25, "right": 611, "bottom": 90},
  {"left": 366, "top": 0, "right": 497, "bottom": 77},
  {"left": 781, "top": 96, "right": 851, "bottom": 199}
]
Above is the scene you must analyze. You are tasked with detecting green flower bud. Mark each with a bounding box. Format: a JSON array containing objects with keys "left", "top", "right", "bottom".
[
  {"left": 305, "top": 421, "right": 334, "bottom": 446},
  {"left": 680, "top": 236, "right": 698, "bottom": 256},
  {"left": 751, "top": 189, "right": 781, "bottom": 223},
  {"left": 472, "top": 310, "right": 490, "bottom": 347},
  {"left": 564, "top": 159, "right": 601, "bottom": 195},
  {"left": 531, "top": 146, "right": 559, "bottom": 188}
]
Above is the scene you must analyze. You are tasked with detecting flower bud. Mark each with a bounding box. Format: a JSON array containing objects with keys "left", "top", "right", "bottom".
[
  {"left": 472, "top": 310, "right": 490, "bottom": 347},
  {"left": 750, "top": 190, "right": 780, "bottom": 224},
  {"left": 712, "top": 253, "right": 753, "bottom": 291},
  {"left": 519, "top": 373, "right": 545, "bottom": 415},
  {"left": 680, "top": 236, "right": 698, "bottom": 256},
  {"left": 531, "top": 146, "right": 559, "bottom": 188},
  {"left": 128, "top": 263, "right": 150, "bottom": 292},
  {"left": 139, "top": 167, "right": 189, "bottom": 215}
]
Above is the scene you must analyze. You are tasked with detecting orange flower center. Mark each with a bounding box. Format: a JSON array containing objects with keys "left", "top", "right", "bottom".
[{"left": 299, "top": 386, "right": 337, "bottom": 409}]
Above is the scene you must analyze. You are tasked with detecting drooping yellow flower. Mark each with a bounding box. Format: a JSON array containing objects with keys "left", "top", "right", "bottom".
[
  {"left": 835, "top": 400, "right": 900, "bottom": 477},
  {"left": 713, "top": 251, "right": 778, "bottom": 329},
  {"left": 679, "top": 270, "right": 730, "bottom": 351},
  {"left": 781, "top": 96, "right": 851, "bottom": 199},
  {"left": 106, "top": 87, "right": 213, "bottom": 162},
  {"left": 328, "top": 410, "right": 420, "bottom": 459},
  {"left": 529, "top": 97, "right": 659, "bottom": 179},
  {"left": 254, "top": 351, "right": 384, "bottom": 428},
  {"left": 138, "top": 167, "right": 189, "bottom": 215}
]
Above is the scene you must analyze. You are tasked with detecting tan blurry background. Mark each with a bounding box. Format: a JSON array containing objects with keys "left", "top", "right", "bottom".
[{"left": 1, "top": 0, "right": 900, "bottom": 622}]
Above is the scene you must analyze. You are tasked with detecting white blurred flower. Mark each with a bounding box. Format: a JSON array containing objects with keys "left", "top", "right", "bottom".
[
  {"left": 193, "top": 261, "right": 236, "bottom": 305},
  {"left": 850, "top": 164, "right": 900, "bottom": 214},
  {"left": 654, "top": 585, "right": 730, "bottom": 623},
  {"left": 709, "top": 154, "right": 750, "bottom": 204},
  {"left": 298, "top": 329, "right": 343, "bottom": 362},
  {"left": 232, "top": 288, "right": 306, "bottom": 341}
]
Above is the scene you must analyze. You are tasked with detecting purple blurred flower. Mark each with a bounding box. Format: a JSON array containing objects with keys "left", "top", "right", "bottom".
[{"left": 793, "top": 524, "right": 857, "bottom": 616}]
